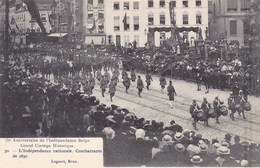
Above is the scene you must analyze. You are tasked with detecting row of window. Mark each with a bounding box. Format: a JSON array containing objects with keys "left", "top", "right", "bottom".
[
  {"left": 227, "top": 0, "right": 251, "bottom": 12},
  {"left": 113, "top": 0, "right": 202, "bottom": 10},
  {"left": 88, "top": 0, "right": 103, "bottom": 5},
  {"left": 113, "top": 13, "right": 203, "bottom": 31}
]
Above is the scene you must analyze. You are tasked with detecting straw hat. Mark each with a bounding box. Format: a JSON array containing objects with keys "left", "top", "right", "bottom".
[
  {"left": 217, "top": 146, "right": 230, "bottom": 155},
  {"left": 175, "top": 143, "right": 185, "bottom": 152},
  {"left": 174, "top": 132, "right": 184, "bottom": 141},
  {"left": 190, "top": 155, "right": 203, "bottom": 163}
]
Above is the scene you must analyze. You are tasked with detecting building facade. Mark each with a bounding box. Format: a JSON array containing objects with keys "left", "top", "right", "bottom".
[
  {"left": 104, "top": 0, "right": 208, "bottom": 47},
  {"left": 209, "top": 0, "right": 252, "bottom": 48},
  {"left": 82, "top": 0, "right": 106, "bottom": 45}
]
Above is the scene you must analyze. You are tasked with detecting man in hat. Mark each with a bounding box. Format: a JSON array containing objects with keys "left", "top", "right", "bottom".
[
  {"left": 145, "top": 72, "right": 153, "bottom": 90},
  {"left": 123, "top": 73, "right": 131, "bottom": 93},
  {"left": 167, "top": 80, "right": 177, "bottom": 108},
  {"left": 108, "top": 80, "right": 116, "bottom": 102},
  {"left": 190, "top": 99, "right": 200, "bottom": 130},
  {"left": 100, "top": 75, "right": 108, "bottom": 97},
  {"left": 201, "top": 97, "right": 210, "bottom": 126},
  {"left": 159, "top": 75, "right": 167, "bottom": 94},
  {"left": 136, "top": 75, "right": 144, "bottom": 97},
  {"left": 228, "top": 92, "right": 236, "bottom": 121},
  {"left": 216, "top": 146, "right": 240, "bottom": 167},
  {"left": 213, "top": 96, "right": 222, "bottom": 124}
]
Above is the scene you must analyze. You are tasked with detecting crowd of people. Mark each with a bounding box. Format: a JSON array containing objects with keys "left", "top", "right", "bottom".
[{"left": 1, "top": 42, "right": 259, "bottom": 167}]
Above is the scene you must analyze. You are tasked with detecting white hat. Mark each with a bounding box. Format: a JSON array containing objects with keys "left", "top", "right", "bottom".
[
  {"left": 135, "top": 129, "right": 146, "bottom": 140},
  {"left": 217, "top": 146, "right": 230, "bottom": 155},
  {"left": 174, "top": 132, "right": 184, "bottom": 141},
  {"left": 190, "top": 155, "right": 203, "bottom": 163},
  {"left": 102, "top": 127, "right": 115, "bottom": 140},
  {"left": 162, "top": 134, "right": 173, "bottom": 142},
  {"left": 240, "top": 160, "right": 249, "bottom": 167}
]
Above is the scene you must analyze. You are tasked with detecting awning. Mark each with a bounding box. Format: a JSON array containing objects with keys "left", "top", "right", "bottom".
[{"left": 48, "top": 33, "right": 68, "bottom": 37}]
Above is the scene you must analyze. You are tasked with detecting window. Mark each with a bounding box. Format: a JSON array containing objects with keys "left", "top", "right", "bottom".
[
  {"left": 148, "top": 0, "right": 153, "bottom": 8},
  {"left": 183, "top": 13, "right": 188, "bottom": 24},
  {"left": 240, "top": 0, "right": 251, "bottom": 11},
  {"left": 183, "top": 0, "right": 188, "bottom": 7},
  {"left": 88, "top": 0, "right": 93, "bottom": 5},
  {"left": 98, "top": 25, "right": 104, "bottom": 33},
  {"left": 98, "top": 0, "right": 103, "bottom": 4},
  {"left": 160, "top": 13, "right": 165, "bottom": 25},
  {"left": 173, "top": 1, "right": 176, "bottom": 7},
  {"left": 160, "top": 32, "right": 166, "bottom": 43},
  {"left": 243, "top": 19, "right": 250, "bottom": 34},
  {"left": 148, "top": 13, "right": 154, "bottom": 25},
  {"left": 196, "top": 12, "right": 202, "bottom": 24},
  {"left": 196, "top": 0, "right": 202, "bottom": 7},
  {"left": 124, "top": 16, "right": 130, "bottom": 31},
  {"left": 227, "top": 0, "right": 238, "bottom": 11},
  {"left": 88, "top": 13, "right": 94, "bottom": 19},
  {"left": 160, "top": 0, "right": 165, "bottom": 7},
  {"left": 114, "top": 16, "right": 120, "bottom": 31},
  {"left": 134, "top": 35, "right": 139, "bottom": 47},
  {"left": 124, "top": 2, "right": 129, "bottom": 10},
  {"left": 114, "top": 2, "right": 120, "bottom": 10},
  {"left": 133, "top": 16, "right": 139, "bottom": 30},
  {"left": 98, "top": 13, "right": 104, "bottom": 20},
  {"left": 230, "top": 20, "right": 237, "bottom": 35},
  {"left": 124, "top": 35, "right": 130, "bottom": 46},
  {"left": 133, "top": 1, "right": 139, "bottom": 9}
]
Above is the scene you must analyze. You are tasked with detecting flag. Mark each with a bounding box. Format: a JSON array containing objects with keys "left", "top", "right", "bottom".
[
  {"left": 122, "top": 13, "right": 127, "bottom": 29},
  {"left": 169, "top": 1, "right": 175, "bottom": 25},
  {"left": 90, "top": 19, "right": 96, "bottom": 33}
]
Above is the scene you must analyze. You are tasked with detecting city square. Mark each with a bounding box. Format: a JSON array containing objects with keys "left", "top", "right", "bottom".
[{"left": 1, "top": 0, "right": 260, "bottom": 167}]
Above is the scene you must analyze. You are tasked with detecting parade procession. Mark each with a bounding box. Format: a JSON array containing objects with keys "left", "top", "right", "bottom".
[{"left": 1, "top": 0, "right": 260, "bottom": 167}]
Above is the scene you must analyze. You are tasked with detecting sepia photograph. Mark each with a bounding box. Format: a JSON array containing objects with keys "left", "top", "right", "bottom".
[{"left": 0, "top": 0, "right": 260, "bottom": 167}]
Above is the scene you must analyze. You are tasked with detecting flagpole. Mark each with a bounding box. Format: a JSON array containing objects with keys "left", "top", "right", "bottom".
[{"left": 4, "top": 0, "right": 10, "bottom": 63}]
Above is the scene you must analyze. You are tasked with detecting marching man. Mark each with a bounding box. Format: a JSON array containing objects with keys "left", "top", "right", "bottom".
[
  {"left": 145, "top": 72, "right": 153, "bottom": 90},
  {"left": 167, "top": 81, "right": 176, "bottom": 108},
  {"left": 201, "top": 97, "right": 210, "bottom": 127},
  {"left": 123, "top": 73, "right": 131, "bottom": 93},
  {"left": 130, "top": 69, "right": 136, "bottom": 87},
  {"left": 100, "top": 75, "right": 108, "bottom": 97},
  {"left": 108, "top": 80, "right": 116, "bottom": 102},
  {"left": 228, "top": 92, "right": 236, "bottom": 121},
  {"left": 213, "top": 96, "right": 223, "bottom": 124},
  {"left": 237, "top": 90, "right": 246, "bottom": 119},
  {"left": 137, "top": 75, "right": 144, "bottom": 98},
  {"left": 190, "top": 99, "right": 200, "bottom": 130},
  {"left": 159, "top": 75, "right": 167, "bottom": 94}
]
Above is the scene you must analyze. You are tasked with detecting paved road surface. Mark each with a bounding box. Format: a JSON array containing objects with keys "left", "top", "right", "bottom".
[{"left": 91, "top": 71, "right": 260, "bottom": 144}]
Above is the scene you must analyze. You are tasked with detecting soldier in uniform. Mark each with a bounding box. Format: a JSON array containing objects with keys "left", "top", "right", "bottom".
[
  {"left": 89, "top": 73, "right": 95, "bottom": 95},
  {"left": 190, "top": 99, "right": 200, "bottom": 130},
  {"left": 145, "top": 72, "right": 153, "bottom": 90},
  {"left": 137, "top": 75, "right": 144, "bottom": 97},
  {"left": 159, "top": 75, "right": 167, "bottom": 94},
  {"left": 100, "top": 76, "right": 108, "bottom": 97},
  {"left": 130, "top": 69, "right": 136, "bottom": 87},
  {"left": 196, "top": 72, "right": 203, "bottom": 91},
  {"left": 228, "top": 92, "right": 236, "bottom": 121},
  {"left": 121, "top": 69, "right": 127, "bottom": 80},
  {"left": 108, "top": 80, "right": 116, "bottom": 102},
  {"left": 200, "top": 97, "right": 210, "bottom": 126},
  {"left": 123, "top": 73, "right": 131, "bottom": 93},
  {"left": 213, "top": 96, "right": 223, "bottom": 124},
  {"left": 202, "top": 70, "right": 210, "bottom": 94},
  {"left": 167, "top": 81, "right": 176, "bottom": 108}
]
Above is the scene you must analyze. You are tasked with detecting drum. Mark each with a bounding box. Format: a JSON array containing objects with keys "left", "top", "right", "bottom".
[
  {"left": 220, "top": 106, "right": 228, "bottom": 116},
  {"left": 208, "top": 108, "right": 217, "bottom": 118},
  {"left": 199, "top": 114, "right": 208, "bottom": 121},
  {"left": 243, "top": 102, "right": 251, "bottom": 111},
  {"left": 196, "top": 110, "right": 204, "bottom": 118},
  {"left": 235, "top": 104, "right": 240, "bottom": 110}
]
